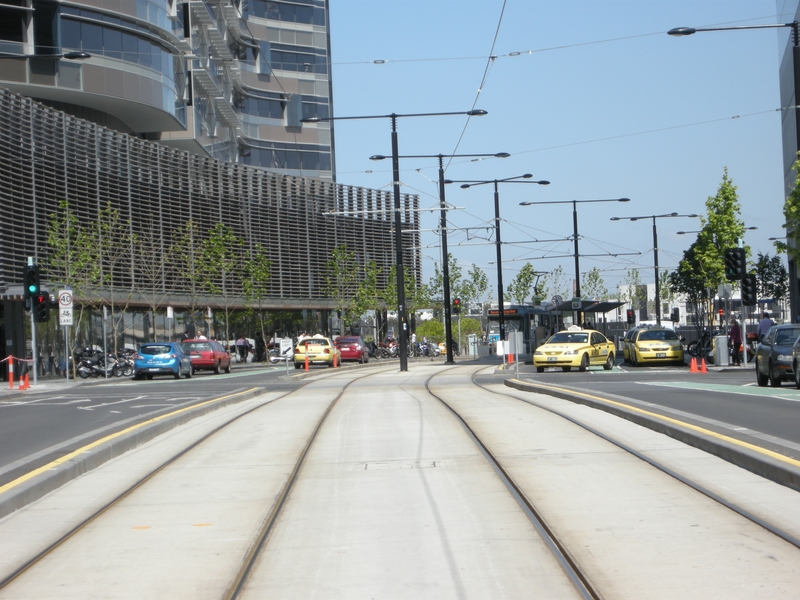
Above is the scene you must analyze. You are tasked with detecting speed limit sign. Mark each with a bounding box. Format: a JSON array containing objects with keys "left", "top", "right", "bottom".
[{"left": 58, "top": 290, "right": 73, "bottom": 309}]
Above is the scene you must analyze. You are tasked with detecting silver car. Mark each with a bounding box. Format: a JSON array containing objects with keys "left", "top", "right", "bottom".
[{"left": 757, "top": 324, "right": 800, "bottom": 387}]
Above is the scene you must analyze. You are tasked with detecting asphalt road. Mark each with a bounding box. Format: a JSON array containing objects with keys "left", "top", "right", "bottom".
[
  {"left": 0, "top": 364, "right": 305, "bottom": 488},
  {"left": 514, "top": 361, "right": 800, "bottom": 462}
]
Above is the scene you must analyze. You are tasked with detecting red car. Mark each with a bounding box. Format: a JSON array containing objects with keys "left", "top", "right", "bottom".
[
  {"left": 181, "top": 338, "right": 232, "bottom": 374},
  {"left": 334, "top": 336, "right": 369, "bottom": 363}
]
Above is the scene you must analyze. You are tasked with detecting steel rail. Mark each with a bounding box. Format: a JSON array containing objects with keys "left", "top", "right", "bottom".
[
  {"left": 425, "top": 366, "right": 603, "bottom": 600},
  {"left": 477, "top": 373, "right": 800, "bottom": 551}
]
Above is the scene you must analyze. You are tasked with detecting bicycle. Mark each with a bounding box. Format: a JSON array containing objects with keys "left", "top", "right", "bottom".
[{"left": 687, "top": 330, "right": 713, "bottom": 359}]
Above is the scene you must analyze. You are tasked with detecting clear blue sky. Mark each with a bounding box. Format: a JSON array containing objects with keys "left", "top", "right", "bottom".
[{"left": 326, "top": 0, "right": 788, "bottom": 300}]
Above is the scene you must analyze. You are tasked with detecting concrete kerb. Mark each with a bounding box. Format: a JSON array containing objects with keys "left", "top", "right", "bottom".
[
  {"left": 0, "top": 387, "right": 265, "bottom": 520},
  {"left": 504, "top": 378, "right": 800, "bottom": 493}
]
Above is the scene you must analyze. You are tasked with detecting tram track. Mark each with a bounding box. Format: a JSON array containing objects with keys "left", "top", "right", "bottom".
[
  {"left": 2, "top": 363, "right": 798, "bottom": 598},
  {"left": 0, "top": 368, "right": 385, "bottom": 596}
]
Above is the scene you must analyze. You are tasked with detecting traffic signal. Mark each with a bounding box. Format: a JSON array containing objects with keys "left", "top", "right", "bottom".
[
  {"left": 33, "top": 291, "right": 50, "bottom": 322},
  {"left": 724, "top": 248, "right": 746, "bottom": 281},
  {"left": 22, "top": 265, "right": 40, "bottom": 303},
  {"left": 453, "top": 298, "right": 462, "bottom": 314},
  {"left": 671, "top": 307, "right": 680, "bottom": 322},
  {"left": 626, "top": 309, "right": 635, "bottom": 325},
  {"left": 741, "top": 274, "right": 757, "bottom": 306}
]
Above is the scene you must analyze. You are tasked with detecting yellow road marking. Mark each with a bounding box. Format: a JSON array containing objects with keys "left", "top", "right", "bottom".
[
  {"left": 0, "top": 388, "right": 260, "bottom": 497},
  {"left": 131, "top": 526, "right": 151, "bottom": 530},
  {"left": 193, "top": 523, "right": 212, "bottom": 527},
  {"left": 515, "top": 380, "right": 800, "bottom": 469}
]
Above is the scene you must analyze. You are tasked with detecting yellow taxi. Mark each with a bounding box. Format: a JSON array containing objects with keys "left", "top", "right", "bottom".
[
  {"left": 294, "top": 335, "right": 340, "bottom": 369},
  {"left": 533, "top": 326, "right": 615, "bottom": 373},
  {"left": 625, "top": 327, "right": 684, "bottom": 367}
]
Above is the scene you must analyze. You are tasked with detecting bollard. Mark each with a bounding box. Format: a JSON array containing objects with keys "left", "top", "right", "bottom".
[
  {"left": 7, "top": 356, "right": 13, "bottom": 390},
  {"left": 304, "top": 342, "right": 309, "bottom": 371},
  {"left": 333, "top": 348, "right": 338, "bottom": 368}
]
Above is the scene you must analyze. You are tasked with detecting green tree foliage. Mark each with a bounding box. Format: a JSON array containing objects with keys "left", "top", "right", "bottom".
[
  {"left": 753, "top": 253, "right": 788, "bottom": 301},
  {"left": 619, "top": 268, "right": 647, "bottom": 310},
  {"left": 96, "top": 202, "right": 134, "bottom": 352},
  {"left": 324, "top": 246, "right": 359, "bottom": 324},
  {"left": 543, "top": 265, "right": 571, "bottom": 302},
  {"left": 169, "top": 219, "right": 205, "bottom": 315},
  {"left": 669, "top": 243, "right": 711, "bottom": 331},
  {"left": 242, "top": 244, "right": 272, "bottom": 340},
  {"left": 506, "top": 262, "right": 539, "bottom": 304},
  {"left": 776, "top": 155, "right": 800, "bottom": 261},
  {"left": 416, "top": 318, "right": 444, "bottom": 342},
  {"left": 581, "top": 267, "right": 608, "bottom": 300},
  {"left": 459, "top": 263, "right": 490, "bottom": 305},
  {"left": 202, "top": 223, "right": 244, "bottom": 344}
]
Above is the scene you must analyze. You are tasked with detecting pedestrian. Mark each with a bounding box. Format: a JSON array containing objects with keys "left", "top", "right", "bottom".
[
  {"left": 729, "top": 318, "right": 742, "bottom": 366},
  {"left": 235, "top": 334, "right": 249, "bottom": 363},
  {"left": 757, "top": 311, "right": 775, "bottom": 341},
  {"left": 254, "top": 332, "right": 265, "bottom": 362},
  {"left": 181, "top": 331, "right": 191, "bottom": 341}
]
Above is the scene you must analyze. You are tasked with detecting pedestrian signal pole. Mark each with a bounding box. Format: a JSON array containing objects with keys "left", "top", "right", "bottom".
[{"left": 24, "top": 258, "right": 39, "bottom": 386}]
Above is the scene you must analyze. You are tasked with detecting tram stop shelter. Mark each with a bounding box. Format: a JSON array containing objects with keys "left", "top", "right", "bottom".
[{"left": 551, "top": 299, "right": 625, "bottom": 335}]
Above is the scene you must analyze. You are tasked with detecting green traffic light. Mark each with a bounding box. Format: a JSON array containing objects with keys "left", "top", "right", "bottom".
[{"left": 28, "top": 284, "right": 36, "bottom": 292}]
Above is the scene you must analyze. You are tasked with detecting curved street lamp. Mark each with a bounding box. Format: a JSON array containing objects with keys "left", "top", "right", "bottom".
[
  {"left": 611, "top": 212, "right": 699, "bottom": 325},
  {"left": 370, "top": 151, "right": 509, "bottom": 363},
  {"left": 301, "top": 109, "right": 488, "bottom": 370},
  {"left": 446, "top": 175, "right": 550, "bottom": 342}
]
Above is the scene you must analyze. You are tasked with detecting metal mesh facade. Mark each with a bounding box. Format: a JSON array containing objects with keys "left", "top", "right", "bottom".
[{"left": 0, "top": 88, "right": 421, "bottom": 309}]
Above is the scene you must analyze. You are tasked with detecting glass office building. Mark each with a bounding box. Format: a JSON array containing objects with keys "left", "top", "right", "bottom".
[{"left": 0, "top": 0, "right": 334, "bottom": 180}]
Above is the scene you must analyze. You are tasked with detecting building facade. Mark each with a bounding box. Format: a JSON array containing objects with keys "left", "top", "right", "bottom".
[{"left": 0, "top": 0, "right": 334, "bottom": 180}]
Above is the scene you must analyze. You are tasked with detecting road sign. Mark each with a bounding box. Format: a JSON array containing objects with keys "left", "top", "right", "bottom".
[
  {"left": 59, "top": 308, "right": 73, "bottom": 326},
  {"left": 58, "top": 290, "right": 73, "bottom": 309}
]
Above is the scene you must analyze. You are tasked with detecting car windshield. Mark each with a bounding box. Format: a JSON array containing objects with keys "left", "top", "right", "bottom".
[
  {"left": 774, "top": 328, "right": 800, "bottom": 346},
  {"left": 140, "top": 345, "right": 172, "bottom": 356},
  {"left": 183, "top": 342, "right": 211, "bottom": 351},
  {"left": 549, "top": 332, "right": 588, "bottom": 344},
  {"left": 638, "top": 330, "right": 678, "bottom": 341}
]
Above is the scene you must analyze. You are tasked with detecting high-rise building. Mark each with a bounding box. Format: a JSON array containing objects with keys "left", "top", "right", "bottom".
[{"left": 0, "top": 0, "right": 334, "bottom": 180}]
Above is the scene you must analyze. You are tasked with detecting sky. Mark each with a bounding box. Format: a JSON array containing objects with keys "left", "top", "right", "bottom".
[{"left": 325, "top": 0, "right": 791, "bottom": 302}]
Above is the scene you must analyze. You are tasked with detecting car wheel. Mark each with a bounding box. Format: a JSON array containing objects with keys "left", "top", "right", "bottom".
[
  {"left": 756, "top": 359, "right": 768, "bottom": 387},
  {"left": 186, "top": 365, "right": 192, "bottom": 379},
  {"left": 769, "top": 361, "right": 781, "bottom": 387},
  {"left": 578, "top": 353, "right": 589, "bottom": 372},
  {"left": 561, "top": 366, "right": 571, "bottom": 372},
  {"left": 174, "top": 369, "right": 182, "bottom": 380},
  {"left": 536, "top": 366, "right": 544, "bottom": 373},
  {"left": 359, "top": 354, "right": 364, "bottom": 364},
  {"left": 604, "top": 353, "right": 614, "bottom": 370},
  {"left": 224, "top": 362, "right": 231, "bottom": 373},
  {"left": 214, "top": 361, "right": 221, "bottom": 375}
]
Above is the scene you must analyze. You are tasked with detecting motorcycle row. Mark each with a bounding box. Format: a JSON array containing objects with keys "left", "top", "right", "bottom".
[{"left": 74, "top": 347, "right": 136, "bottom": 379}]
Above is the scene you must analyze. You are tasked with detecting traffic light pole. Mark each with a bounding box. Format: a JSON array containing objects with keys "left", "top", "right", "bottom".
[{"left": 26, "top": 257, "right": 38, "bottom": 386}]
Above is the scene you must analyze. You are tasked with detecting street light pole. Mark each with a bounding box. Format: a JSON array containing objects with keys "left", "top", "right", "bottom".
[
  {"left": 301, "top": 109, "right": 488, "bottom": 371},
  {"left": 450, "top": 175, "right": 550, "bottom": 342},
  {"left": 519, "top": 197, "right": 630, "bottom": 325},
  {"left": 668, "top": 21, "right": 800, "bottom": 322},
  {"left": 611, "top": 212, "right": 698, "bottom": 325},
  {"left": 370, "top": 151, "right": 509, "bottom": 364}
]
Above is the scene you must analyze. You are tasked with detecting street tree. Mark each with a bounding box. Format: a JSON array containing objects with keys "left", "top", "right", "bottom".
[
  {"left": 202, "top": 223, "right": 244, "bottom": 345},
  {"left": 619, "top": 268, "right": 647, "bottom": 313},
  {"left": 544, "top": 265, "right": 571, "bottom": 302},
  {"left": 324, "top": 245, "right": 360, "bottom": 330},
  {"left": 506, "top": 262, "right": 539, "bottom": 304},
  {"left": 669, "top": 242, "right": 711, "bottom": 332},
  {"left": 753, "top": 253, "right": 788, "bottom": 301},
  {"left": 169, "top": 219, "right": 206, "bottom": 324},
  {"left": 242, "top": 244, "right": 272, "bottom": 342},
  {"left": 135, "top": 217, "right": 174, "bottom": 341},
  {"left": 96, "top": 202, "right": 134, "bottom": 352},
  {"left": 775, "top": 155, "right": 800, "bottom": 262},
  {"left": 581, "top": 267, "right": 608, "bottom": 300}
]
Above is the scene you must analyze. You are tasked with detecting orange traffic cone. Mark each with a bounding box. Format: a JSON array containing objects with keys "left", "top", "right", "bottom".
[
  {"left": 19, "top": 372, "right": 29, "bottom": 390},
  {"left": 700, "top": 358, "right": 708, "bottom": 373},
  {"left": 689, "top": 357, "right": 698, "bottom": 372}
]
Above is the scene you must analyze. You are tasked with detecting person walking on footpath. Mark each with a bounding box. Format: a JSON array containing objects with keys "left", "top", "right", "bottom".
[
  {"left": 235, "top": 334, "right": 249, "bottom": 363},
  {"left": 729, "top": 318, "right": 742, "bottom": 366},
  {"left": 757, "top": 311, "right": 775, "bottom": 341}
]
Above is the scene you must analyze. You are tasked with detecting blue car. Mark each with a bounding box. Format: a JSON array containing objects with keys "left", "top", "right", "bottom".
[{"left": 133, "top": 342, "right": 193, "bottom": 380}]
